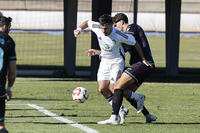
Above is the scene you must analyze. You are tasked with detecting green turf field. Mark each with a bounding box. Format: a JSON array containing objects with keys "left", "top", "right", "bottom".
[
  {"left": 5, "top": 78, "right": 200, "bottom": 133},
  {"left": 10, "top": 33, "right": 200, "bottom": 68}
]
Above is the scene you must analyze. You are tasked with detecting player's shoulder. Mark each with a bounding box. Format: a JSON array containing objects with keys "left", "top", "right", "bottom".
[
  {"left": 114, "top": 27, "right": 129, "bottom": 39},
  {"left": 0, "top": 31, "right": 13, "bottom": 45},
  {"left": 88, "top": 20, "right": 100, "bottom": 29},
  {"left": 5, "top": 34, "right": 15, "bottom": 46}
]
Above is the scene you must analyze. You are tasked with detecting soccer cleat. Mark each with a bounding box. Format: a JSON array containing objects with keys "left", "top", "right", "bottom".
[
  {"left": 97, "top": 119, "right": 119, "bottom": 125},
  {"left": 97, "top": 115, "right": 119, "bottom": 125},
  {"left": 136, "top": 94, "right": 145, "bottom": 113},
  {"left": 119, "top": 107, "right": 129, "bottom": 124},
  {"left": 145, "top": 114, "right": 157, "bottom": 123}
]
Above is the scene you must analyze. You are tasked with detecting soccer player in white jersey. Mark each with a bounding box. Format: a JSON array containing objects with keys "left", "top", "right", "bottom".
[{"left": 74, "top": 14, "right": 151, "bottom": 124}]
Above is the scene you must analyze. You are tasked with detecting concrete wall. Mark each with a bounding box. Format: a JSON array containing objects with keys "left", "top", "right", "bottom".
[{"left": 2, "top": 10, "right": 200, "bottom": 32}]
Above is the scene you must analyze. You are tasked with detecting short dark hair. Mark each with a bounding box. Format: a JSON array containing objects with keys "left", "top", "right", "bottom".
[
  {"left": 113, "top": 13, "right": 128, "bottom": 23},
  {"left": 0, "top": 16, "right": 12, "bottom": 27},
  {"left": 99, "top": 14, "right": 113, "bottom": 26}
]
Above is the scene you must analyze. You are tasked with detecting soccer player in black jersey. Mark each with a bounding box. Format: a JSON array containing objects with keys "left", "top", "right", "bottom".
[
  {"left": 0, "top": 15, "right": 17, "bottom": 132},
  {"left": 98, "top": 13, "right": 157, "bottom": 124}
]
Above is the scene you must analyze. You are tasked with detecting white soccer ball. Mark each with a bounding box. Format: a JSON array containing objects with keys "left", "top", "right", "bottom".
[{"left": 72, "top": 87, "right": 89, "bottom": 103}]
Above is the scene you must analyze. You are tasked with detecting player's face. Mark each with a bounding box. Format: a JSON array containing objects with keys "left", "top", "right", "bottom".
[
  {"left": 113, "top": 20, "right": 123, "bottom": 31},
  {"left": 100, "top": 23, "right": 112, "bottom": 36},
  {"left": 4, "top": 24, "right": 11, "bottom": 34}
]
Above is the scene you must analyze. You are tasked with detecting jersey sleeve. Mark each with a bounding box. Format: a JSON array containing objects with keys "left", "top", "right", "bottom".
[
  {"left": 115, "top": 28, "right": 136, "bottom": 46},
  {"left": 88, "top": 21, "right": 100, "bottom": 34},
  {"left": 7, "top": 39, "right": 17, "bottom": 61}
]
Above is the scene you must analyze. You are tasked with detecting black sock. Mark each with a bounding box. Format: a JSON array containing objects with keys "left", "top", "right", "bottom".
[
  {"left": 127, "top": 99, "right": 149, "bottom": 116},
  {"left": 112, "top": 89, "right": 123, "bottom": 115}
]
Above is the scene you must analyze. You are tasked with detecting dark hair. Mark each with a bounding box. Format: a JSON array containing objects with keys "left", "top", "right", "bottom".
[
  {"left": 99, "top": 14, "right": 113, "bottom": 26},
  {"left": 113, "top": 13, "right": 128, "bottom": 23},
  {"left": 0, "top": 16, "right": 12, "bottom": 27}
]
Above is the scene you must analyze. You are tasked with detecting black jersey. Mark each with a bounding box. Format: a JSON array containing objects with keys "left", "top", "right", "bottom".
[
  {"left": 124, "top": 24, "right": 154, "bottom": 66},
  {"left": 0, "top": 31, "right": 16, "bottom": 95}
]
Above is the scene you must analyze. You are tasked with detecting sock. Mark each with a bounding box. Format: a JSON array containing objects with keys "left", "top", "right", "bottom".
[
  {"left": 106, "top": 94, "right": 125, "bottom": 111},
  {"left": 112, "top": 89, "right": 123, "bottom": 115},
  {"left": 126, "top": 90, "right": 140, "bottom": 100},
  {"left": 127, "top": 99, "right": 149, "bottom": 116},
  {"left": 109, "top": 114, "right": 118, "bottom": 121},
  {"left": 146, "top": 113, "right": 152, "bottom": 118},
  {"left": 106, "top": 94, "right": 113, "bottom": 105}
]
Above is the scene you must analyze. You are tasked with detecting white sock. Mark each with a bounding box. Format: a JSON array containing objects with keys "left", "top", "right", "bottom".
[
  {"left": 130, "top": 92, "right": 140, "bottom": 100},
  {"left": 108, "top": 99, "right": 124, "bottom": 111},
  {"left": 110, "top": 114, "right": 118, "bottom": 120},
  {"left": 108, "top": 100, "right": 112, "bottom": 105}
]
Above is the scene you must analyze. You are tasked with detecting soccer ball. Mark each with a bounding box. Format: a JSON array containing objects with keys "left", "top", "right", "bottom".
[{"left": 72, "top": 87, "right": 89, "bottom": 103}]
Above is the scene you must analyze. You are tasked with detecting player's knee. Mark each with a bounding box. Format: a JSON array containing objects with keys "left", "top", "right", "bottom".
[
  {"left": 98, "top": 87, "right": 106, "bottom": 94},
  {"left": 114, "top": 83, "right": 123, "bottom": 89},
  {"left": 98, "top": 88, "right": 112, "bottom": 97}
]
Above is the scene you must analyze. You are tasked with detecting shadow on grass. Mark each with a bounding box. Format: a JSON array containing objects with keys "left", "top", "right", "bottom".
[
  {"left": 12, "top": 98, "right": 65, "bottom": 101},
  {"left": 34, "top": 68, "right": 200, "bottom": 83},
  {"left": 125, "top": 122, "right": 200, "bottom": 125},
  {"left": 6, "top": 108, "right": 72, "bottom": 111},
  {"left": 144, "top": 68, "right": 200, "bottom": 83},
  {"left": 6, "top": 121, "right": 98, "bottom": 125},
  {"left": 151, "top": 122, "right": 200, "bottom": 125}
]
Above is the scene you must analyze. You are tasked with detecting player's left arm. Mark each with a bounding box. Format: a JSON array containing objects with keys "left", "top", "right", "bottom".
[
  {"left": 120, "top": 31, "right": 153, "bottom": 68},
  {"left": 6, "top": 60, "right": 17, "bottom": 101},
  {"left": 134, "top": 42, "right": 153, "bottom": 68}
]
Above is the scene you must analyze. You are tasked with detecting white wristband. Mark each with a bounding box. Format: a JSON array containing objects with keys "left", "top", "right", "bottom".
[
  {"left": 76, "top": 27, "right": 82, "bottom": 32},
  {"left": 6, "top": 86, "right": 12, "bottom": 91}
]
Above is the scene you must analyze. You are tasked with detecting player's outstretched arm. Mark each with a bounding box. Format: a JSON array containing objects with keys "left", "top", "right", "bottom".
[{"left": 74, "top": 20, "right": 89, "bottom": 37}]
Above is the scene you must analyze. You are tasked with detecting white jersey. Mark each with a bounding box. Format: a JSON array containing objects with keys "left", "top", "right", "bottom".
[{"left": 88, "top": 21, "right": 136, "bottom": 60}]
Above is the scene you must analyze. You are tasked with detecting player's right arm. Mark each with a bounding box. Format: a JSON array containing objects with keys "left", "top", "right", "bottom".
[
  {"left": 86, "top": 49, "right": 101, "bottom": 57},
  {"left": 73, "top": 20, "right": 89, "bottom": 37},
  {"left": 6, "top": 60, "right": 17, "bottom": 101}
]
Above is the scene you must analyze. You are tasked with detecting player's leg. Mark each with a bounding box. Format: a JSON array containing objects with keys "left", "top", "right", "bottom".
[
  {"left": 125, "top": 83, "right": 148, "bottom": 114},
  {"left": 109, "top": 61, "right": 129, "bottom": 124},
  {"left": 98, "top": 80, "right": 112, "bottom": 98},
  {"left": 98, "top": 72, "right": 136, "bottom": 125},
  {"left": 126, "top": 84, "right": 148, "bottom": 114},
  {"left": 109, "top": 83, "right": 129, "bottom": 124},
  {"left": 97, "top": 59, "right": 113, "bottom": 98},
  {"left": 98, "top": 60, "right": 127, "bottom": 125},
  {"left": 114, "top": 72, "right": 145, "bottom": 114},
  {"left": 125, "top": 83, "right": 157, "bottom": 123},
  {"left": 0, "top": 95, "right": 8, "bottom": 133}
]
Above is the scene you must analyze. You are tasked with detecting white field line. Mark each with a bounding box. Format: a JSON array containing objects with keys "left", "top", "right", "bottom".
[{"left": 7, "top": 104, "right": 99, "bottom": 133}]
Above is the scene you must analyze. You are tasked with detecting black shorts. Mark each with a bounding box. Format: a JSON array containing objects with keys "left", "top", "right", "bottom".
[
  {"left": 124, "top": 61, "right": 154, "bottom": 86},
  {"left": 0, "top": 95, "right": 6, "bottom": 122}
]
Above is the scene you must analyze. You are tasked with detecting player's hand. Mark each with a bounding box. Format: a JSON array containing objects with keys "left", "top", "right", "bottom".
[
  {"left": 142, "top": 59, "right": 153, "bottom": 69},
  {"left": 73, "top": 27, "right": 82, "bottom": 37},
  {"left": 73, "top": 30, "right": 81, "bottom": 37},
  {"left": 5, "top": 90, "right": 12, "bottom": 101},
  {"left": 86, "top": 49, "right": 100, "bottom": 57}
]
